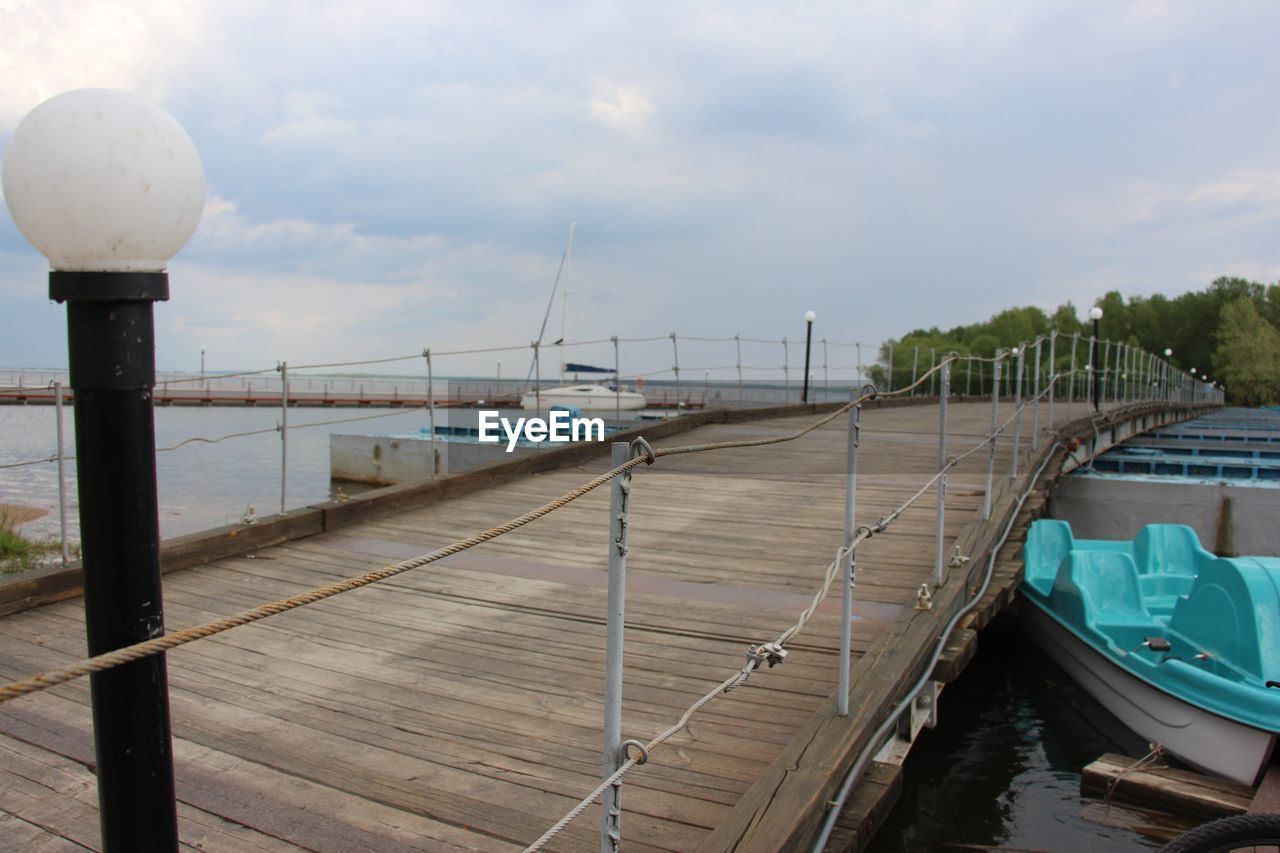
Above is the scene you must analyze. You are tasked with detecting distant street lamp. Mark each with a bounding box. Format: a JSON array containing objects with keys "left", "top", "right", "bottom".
[
  {"left": 801, "top": 310, "right": 816, "bottom": 403},
  {"left": 1089, "top": 306, "right": 1104, "bottom": 411},
  {"left": 3, "top": 89, "right": 205, "bottom": 851},
  {"left": 1164, "top": 348, "right": 1173, "bottom": 357}
]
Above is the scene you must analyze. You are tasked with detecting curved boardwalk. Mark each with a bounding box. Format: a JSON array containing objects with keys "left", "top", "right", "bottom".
[{"left": 0, "top": 400, "right": 1137, "bottom": 850}]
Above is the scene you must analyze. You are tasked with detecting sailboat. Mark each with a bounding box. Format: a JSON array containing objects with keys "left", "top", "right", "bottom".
[{"left": 521, "top": 223, "right": 647, "bottom": 412}]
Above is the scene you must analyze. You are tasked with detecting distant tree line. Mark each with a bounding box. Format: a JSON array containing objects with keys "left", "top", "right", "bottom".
[{"left": 874, "top": 277, "right": 1280, "bottom": 406}]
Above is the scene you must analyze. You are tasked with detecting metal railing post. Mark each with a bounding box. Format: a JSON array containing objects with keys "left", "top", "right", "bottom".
[
  {"left": 1011, "top": 347, "right": 1024, "bottom": 480},
  {"left": 426, "top": 350, "right": 438, "bottom": 475},
  {"left": 781, "top": 338, "right": 789, "bottom": 400},
  {"left": 601, "top": 442, "right": 633, "bottom": 852},
  {"left": 1047, "top": 330, "right": 1056, "bottom": 429},
  {"left": 671, "top": 333, "right": 681, "bottom": 408},
  {"left": 822, "top": 339, "right": 829, "bottom": 404},
  {"left": 1086, "top": 335, "right": 1096, "bottom": 410},
  {"left": 1114, "top": 341, "right": 1123, "bottom": 404},
  {"left": 911, "top": 346, "right": 918, "bottom": 395},
  {"left": 613, "top": 336, "right": 621, "bottom": 426},
  {"left": 735, "top": 334, "right": 743, "bottom": 407},
  {"left": 1100, "top": 339, "right": 1110, "bottom": 405},
  {"left": 1031, "top": 337, "right": 1041, "bottom": 450},
  {"left": 934, "top": 358, "right": 951, "bottom": 586},
  {"left": 1067, "top": 332, "right": 1078, "bottom": 420},
  {"left": 983, "top": 352, "right": 1001, "bottom": 520},
  {"left": 54, "top": 380, "right": 69, "bottom": 565},
  {"left": 887, "top": 342, "right": 894, "bottom": 393},
  {"left": 279, "top": 361, "right": 288, "bottom": 514},
  {"left": 839, "top": 390, "right": 861, "bottom": 716},
  {"left": 966, "top": 355, "right": 972, "bottom": 397},
  {"left": 929, "top": 348, "right": 936, "bottom": 396},
  {"left": 533, "top": 341, "right": 542, "bottom": 413}
]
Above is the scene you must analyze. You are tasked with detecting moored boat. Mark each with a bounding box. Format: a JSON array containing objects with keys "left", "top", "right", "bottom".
[
  {"left": 520, "top": 383, "right": 646, "bottom": 411},
  {"left": 1020, "top": 521, "right": 1280, "bottom": 786}
]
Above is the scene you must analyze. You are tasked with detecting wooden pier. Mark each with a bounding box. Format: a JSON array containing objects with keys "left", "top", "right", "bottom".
[{"left": 0, "top": 397, "right": 1215, "bottom": 850}]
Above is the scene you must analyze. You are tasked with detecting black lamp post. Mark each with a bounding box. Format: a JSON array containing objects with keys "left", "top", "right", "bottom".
[
  {"left": 1089, "top": 306, "right": 1103, "bottom": 412},
  {"left": 801, "top": 310, "right": 816, "bottom": 403},
  {"left": 3, "top": 89, "right": 206, "bottom": 851}
]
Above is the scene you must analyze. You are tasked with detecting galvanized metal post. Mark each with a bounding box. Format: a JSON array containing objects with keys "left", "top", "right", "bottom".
[
  {"left": 601, "top": 441, "right": 633, "bottom": 852},
  {"left": 1047, "top": 330, "right": 1057, "bottom": 430},
  {"left": 983, "top": 352, "right": 1001, "bottom": 520},
  {"left": 613, "top": 336, "right": 621, "bottom": 426},
  {"left": 54, "top": 380, "right": 69, "bottom": 565},
  {"left": 934, "top": 358, "right": 950, "bottom": 586},
  {"left": 887, "top": 342, "right": 894, "bottom": 393},
  {"left": 735, "top": 334, "right": 743, "bottom": 407},
  {"left": 1031, "top": 338, "right": 1041, "bottom": 450},
  {"left": 911, "top": 346, "right": 918, "bottom": 395},
  {"left": 839, "top": 391, "right": 860, "bottom": 717},
  {"left": 279, "top": 361, "right": 288, "bottom": 514},
  {"left": 822, "top": 339, "right": 829, "bottom": 404},
  {"left": 929, "top": 348, "right": 936, "bottom": 396},
  {"left": 1011, "top": 347, "right": 1024, "bottom": 480},
  {"left": 782, "top": 338, "right": 789, "bottom": 401},
  {"left": 533, "top": 341, "right": 542, "bottom": 412},
  {"left": 966, "top": 355, "right": 972, "bottom": 397},
  {"left": 671, "top": 333, "right": 681, "bottom": 408},
  {"left": 1114, "top": 342, "right": 1123, "bottom": 403},
  {"left": 426, "top": 350, "right": 438, "bottom": 475},
  {"left": 855, "top": 342, "right": 862, "bottom": 384}
]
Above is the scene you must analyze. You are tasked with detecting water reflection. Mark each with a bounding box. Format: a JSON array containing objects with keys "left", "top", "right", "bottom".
[{"left": 868, "top": 615, "right": 1164, "bottom": 852}]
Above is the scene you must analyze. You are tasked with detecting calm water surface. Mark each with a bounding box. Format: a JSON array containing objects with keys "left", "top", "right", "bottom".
[
  {"left": 868, "top": 616, "right": 1186, "bottom": 852},
  {"left": 0, "top": 403, "right": 435, "bottom": 541}
]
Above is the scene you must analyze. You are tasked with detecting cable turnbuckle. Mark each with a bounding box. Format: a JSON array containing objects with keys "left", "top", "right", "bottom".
[{"left": 747, "top": 641, "right": 788, "bottom": 668}]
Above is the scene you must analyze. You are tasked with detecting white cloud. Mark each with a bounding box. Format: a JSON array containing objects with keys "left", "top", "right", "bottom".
[
  {"left": 0, "top": 0, "right": 214, "bottom": 127},
  {"left": 589, "top": 84, "right": 654, "bottom": 128}
]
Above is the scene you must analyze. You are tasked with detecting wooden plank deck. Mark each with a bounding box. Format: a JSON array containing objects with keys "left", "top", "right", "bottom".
[{"left": 0, "top": 401, "right": 1041, "bottom": 850}]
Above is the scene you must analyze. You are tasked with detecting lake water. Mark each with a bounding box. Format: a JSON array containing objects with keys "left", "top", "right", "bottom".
[
  {"left": 0, "top": 403, "right": 439, "bottom": 542},
  {"left": 868, "top": 616, "right": 1189, "bottom": 852}
]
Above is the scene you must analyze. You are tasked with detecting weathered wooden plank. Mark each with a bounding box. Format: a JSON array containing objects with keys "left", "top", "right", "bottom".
[
  {"left": 932, "top": 627, "right": 978, "bottom": 684},
  {"left": 821, "top": 761, "right": 903, "bottom": 853},
  {"left": 1082, "top": 753, "right": 1252, "bottom": 819}
]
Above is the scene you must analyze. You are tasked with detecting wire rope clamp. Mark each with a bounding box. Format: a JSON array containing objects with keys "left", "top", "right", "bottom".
[
  {"left": 747, "top": 641, "right": 788, "bottom": 668},
  {"left": 915, "top": 583, "right": 933, "bottom": 610},
  {"left": 629, "top": 436, "right": 656, "bottom": 465},
  {"left": 619, "top": 738, "right": 649, "bottom": 765},
  {"left": 948, "top": 546, "right": 970, "bottom": 568}
]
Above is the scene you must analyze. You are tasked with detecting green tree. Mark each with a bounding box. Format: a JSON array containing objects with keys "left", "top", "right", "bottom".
[{"left": 1212, "top": 298, "right": 1280, "bottom": 405}]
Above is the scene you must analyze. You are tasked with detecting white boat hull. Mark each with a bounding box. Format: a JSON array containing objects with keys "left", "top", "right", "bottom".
[
  {"left": 520, "top": 385, "right": 646, "bottom": 411},
  {"left": 1020, "top": 595, "right": 1277, "bottom": 786}
]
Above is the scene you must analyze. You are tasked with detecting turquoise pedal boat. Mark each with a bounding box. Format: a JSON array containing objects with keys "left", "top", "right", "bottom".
[{"left": 1021, "top": 521, "right": 1280, "bottom": 786}]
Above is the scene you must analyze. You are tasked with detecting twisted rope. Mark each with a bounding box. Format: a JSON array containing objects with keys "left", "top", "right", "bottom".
[{"left": 0, "top": 456, "right": 648, "bottom": 703}]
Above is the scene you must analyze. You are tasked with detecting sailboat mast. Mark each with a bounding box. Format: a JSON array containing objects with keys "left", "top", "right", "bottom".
[{"left": 559, "top": 221, "right": 574, "bottom": 382}]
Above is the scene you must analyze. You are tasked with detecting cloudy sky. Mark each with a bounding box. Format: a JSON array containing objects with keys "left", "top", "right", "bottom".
[{"left": 1, "top": 1, "right": 1278, "bottom": 380}]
